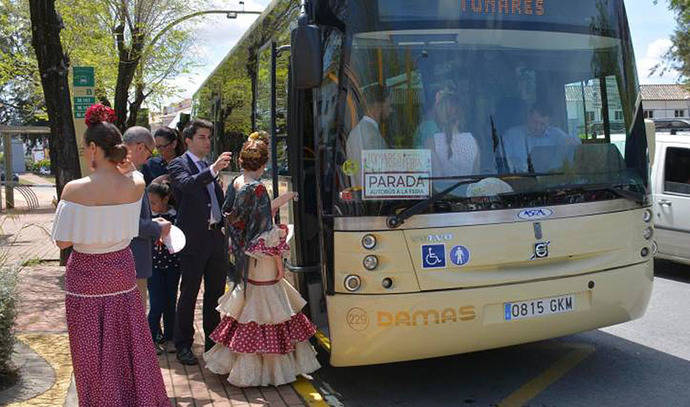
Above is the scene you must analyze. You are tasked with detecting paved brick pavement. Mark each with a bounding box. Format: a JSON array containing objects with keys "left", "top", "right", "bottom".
[
  {"left": 0, "top": 208, "right": 310, "bottom": 406},
  {"left": 1, "top": 211, "right": 60, "bottom": 265}
]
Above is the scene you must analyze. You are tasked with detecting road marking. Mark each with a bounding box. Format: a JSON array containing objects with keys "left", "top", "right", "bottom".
[
  {"left": 498, "top": 343, "right": 595, "bottom": 407},
  {"left": 292, "top": 377, "right": 329, "bottom": 407},
  {"left": 314, "top": 330, "right": 331, "bottom": 352}
]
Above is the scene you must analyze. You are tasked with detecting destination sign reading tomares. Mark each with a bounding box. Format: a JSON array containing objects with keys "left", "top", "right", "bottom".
[
  {"left": 377, "top": 0, "right": 548, "bottom": 21},
  {"left": 459, "top": 0, "right": 545, "bottom": 15}
]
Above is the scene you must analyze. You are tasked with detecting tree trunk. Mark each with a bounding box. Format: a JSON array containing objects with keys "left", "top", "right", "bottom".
[
  {"left": 126, "top": 82, "right": 145, "bottom": 129},
  {"left": 28, "top": 0, "right": 82, "bottom": 266},
  {"left": 114, "top": 24, "right": 145, "bottom": 131},
  {"left": 28, "top": 0, "right": 81, "bottom": 199}
]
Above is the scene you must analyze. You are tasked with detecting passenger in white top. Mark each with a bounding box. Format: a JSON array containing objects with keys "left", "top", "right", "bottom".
[
  {"left": 501, "top": 104, "right": 581, "bottom": 173},
  {"left": 415, "top": 88, "right": 480, "bottom": 193},
  {"left": 50, "top": 104, "right": 170, "bottom": 406},
  {"left": 345, "top": 84, "right": 392, "bottom": 187}
]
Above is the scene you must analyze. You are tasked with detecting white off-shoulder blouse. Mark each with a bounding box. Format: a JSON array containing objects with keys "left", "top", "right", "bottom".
[{"left": 51, "top": 199, "right": 142, "bottom": 254}]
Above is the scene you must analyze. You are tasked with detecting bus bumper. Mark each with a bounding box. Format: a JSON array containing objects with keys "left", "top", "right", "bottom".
[{"left": 326, "top": 261, "right": 653, "bottom": 367}]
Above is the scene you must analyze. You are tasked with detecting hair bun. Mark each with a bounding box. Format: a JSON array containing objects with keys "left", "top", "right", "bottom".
[
  {"left": 85, "top": 104, "right": 117, "bottom": 128},
  {"left": 107, "top": 143, "right": 128, "bottom": 163}
]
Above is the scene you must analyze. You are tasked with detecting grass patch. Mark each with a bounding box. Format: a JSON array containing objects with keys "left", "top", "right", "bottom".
[{"left": 21, "top": 258, "right": 43, "bottom": 267}]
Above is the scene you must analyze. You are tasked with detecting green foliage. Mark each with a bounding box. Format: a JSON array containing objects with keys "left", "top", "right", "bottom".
[
  {"left": 57, "top": 1, "right": 119, "bottom": 101},
  {"left": 57, "top": 0, "right": 205, "bottom": 115},
  {"left": 3, "top": 0, "right": 207, "bottom": 127},
  {"left": 32, "top": 159, "right": 50, "bottom": 173},
  {"left": 653, "top": 0, "right": 690, "bottom": 84},
  {"left": 0, "top": 264, "right": 19, "bottom": 388},
  {"left": 0, "top": 0, "right": 46, "bottom": 125},
  {"left": 194, "top": 0, "right": 299, "bottom": 158}
]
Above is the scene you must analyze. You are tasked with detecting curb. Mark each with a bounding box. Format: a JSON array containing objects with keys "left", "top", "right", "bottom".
[{"left": 0, "top": 341, "right": 55, "bottom": 405}]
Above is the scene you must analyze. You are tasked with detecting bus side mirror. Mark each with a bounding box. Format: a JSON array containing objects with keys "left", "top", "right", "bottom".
[
  {"left": 645, "top": 119, "right": 656, "bottom": 167},
  {"left": 291, "top": 25, "right": 322, "bottom": 89}
]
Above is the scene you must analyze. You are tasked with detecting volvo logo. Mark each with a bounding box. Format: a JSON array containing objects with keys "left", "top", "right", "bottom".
[
  {"left": 531, "top": 241, "right": 551, "bottom": 260},
  {"left": 411, "top": 234, "right": 454, "bottom": 243},
  {"left": 517, "top": 208, "right": 554, "bottom": 221}
]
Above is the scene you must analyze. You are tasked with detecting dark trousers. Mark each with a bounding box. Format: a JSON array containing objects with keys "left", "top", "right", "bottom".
[
  {"left": 147, "top": 265, "right": 180, "bottom": 342},
  {"left": 174, "top": 229, "right": 228, "bottom": 352}
]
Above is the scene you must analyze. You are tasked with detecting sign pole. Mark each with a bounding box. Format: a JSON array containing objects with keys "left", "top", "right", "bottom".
[
  {"left": 71, "top": 66, "right": 95, "bottom": 176},
  {"left": 2, "top": 132, "right": 13, "bottom": 209}
]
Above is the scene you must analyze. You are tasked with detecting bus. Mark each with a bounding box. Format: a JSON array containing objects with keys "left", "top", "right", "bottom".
[{"left": 194, "top": 0, "right": 656, "bottom": 367}]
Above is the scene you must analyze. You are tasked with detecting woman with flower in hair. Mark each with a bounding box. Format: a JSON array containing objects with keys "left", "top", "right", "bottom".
[
  {"left": 204, "top": 134, "right": 320, "bottom": 387},
  {"left": 51, "top": 104, "right": 170, "bottom": 406}
]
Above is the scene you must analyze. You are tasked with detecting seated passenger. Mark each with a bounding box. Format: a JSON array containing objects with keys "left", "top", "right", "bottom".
[
  {"left": 501, "top": 104, "right": 581, "bottom": 173},
  {"left": 345, "top": 84, "right": 392, "bottom": 186},
  {"left": 416, "top": 89, "right": 480, "bottom": 181}
]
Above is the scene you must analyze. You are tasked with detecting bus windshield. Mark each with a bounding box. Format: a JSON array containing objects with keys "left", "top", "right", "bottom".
[{"left": 333, "top": 0, "right": 647, "bottom": 217}]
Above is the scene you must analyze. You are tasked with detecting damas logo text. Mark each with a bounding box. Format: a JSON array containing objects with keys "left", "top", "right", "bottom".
[{"left": 377, "top": 306, "right": 477, "bottom": 328}]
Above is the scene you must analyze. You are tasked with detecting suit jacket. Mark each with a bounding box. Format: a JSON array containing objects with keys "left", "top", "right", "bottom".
[
  {"left": 141, "top": 156, "right": 168, "bottom": 185},
  {"left": 130, "top": 173, "right": 161, "bottom": 279},
  {"left": 168, "top": 153, "right": 225, "bottom": 254}
]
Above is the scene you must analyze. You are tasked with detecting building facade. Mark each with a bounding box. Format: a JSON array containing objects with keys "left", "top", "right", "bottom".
[{"left": 641, "top": 84, "right": 690, "bottom": 119}]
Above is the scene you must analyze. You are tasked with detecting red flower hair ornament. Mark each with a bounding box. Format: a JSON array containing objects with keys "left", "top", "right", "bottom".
[{"left": 85, "top": 104, "right": 117, "bottom": 128}]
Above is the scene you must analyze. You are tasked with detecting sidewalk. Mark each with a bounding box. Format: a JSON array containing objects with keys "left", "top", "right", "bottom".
[{"left": 0, "top": 203, "right": 313, "bottom": 406}]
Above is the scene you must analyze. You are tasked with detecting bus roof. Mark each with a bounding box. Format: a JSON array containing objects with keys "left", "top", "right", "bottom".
[{"left": 193, "top": 0, "right": 285, "bottom": 96}]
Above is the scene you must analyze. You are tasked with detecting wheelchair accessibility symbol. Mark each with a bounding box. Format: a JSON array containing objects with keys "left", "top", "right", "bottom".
[{"left": 422, "top": 244, "right": 446, "bottom": 269}]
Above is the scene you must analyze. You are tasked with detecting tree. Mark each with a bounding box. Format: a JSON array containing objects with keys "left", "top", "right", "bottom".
[
  {"left": 100, "top": 0, "right": 206, "bottom": 130},
  {"left": 28, "top": 0, "right": 82, "bottom": 199},
  {"left": 0, "top": 0, "right": 45, "bottom": 125},
  {"left": 653, "top": 0, "right": 690, "bottom": 84}
]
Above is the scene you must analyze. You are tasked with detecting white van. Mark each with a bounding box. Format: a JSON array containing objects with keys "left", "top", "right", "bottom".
[{"left": 652, "top": 133, "right": 690, "bottom": 265}]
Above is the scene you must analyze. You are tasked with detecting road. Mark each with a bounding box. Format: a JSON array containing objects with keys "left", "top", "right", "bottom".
[{"left": 311, "top": 260, "right": 690, "bottom": 407}]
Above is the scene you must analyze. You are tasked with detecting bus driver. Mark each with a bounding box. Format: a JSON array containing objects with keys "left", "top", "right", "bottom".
[{"left": 500, "top": 103, "right": 581, "bottom": 173}]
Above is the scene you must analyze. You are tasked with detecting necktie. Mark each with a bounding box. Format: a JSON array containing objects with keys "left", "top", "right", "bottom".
[{"left": 198, "top": 160, "right": 222, "bottom": 224}]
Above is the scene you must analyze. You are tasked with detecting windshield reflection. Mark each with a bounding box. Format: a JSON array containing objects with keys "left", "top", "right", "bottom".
[{"left": 334, "top": 28, "right": 646, "bottom": 215}]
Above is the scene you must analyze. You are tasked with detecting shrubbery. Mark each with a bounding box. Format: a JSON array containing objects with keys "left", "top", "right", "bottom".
[
  {"left": 33, "top": 159, "right": 50, "bottom": 173},
  {"left": 0, "top": 264, "right": 19, "bottom": 389}
]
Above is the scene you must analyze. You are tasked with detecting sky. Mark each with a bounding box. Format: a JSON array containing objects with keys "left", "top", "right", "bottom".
[{"left": 162, "top": 0, "right": 682, "bottom": 106}]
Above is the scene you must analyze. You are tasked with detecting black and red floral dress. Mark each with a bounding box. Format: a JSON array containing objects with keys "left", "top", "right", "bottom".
[{"left": 204, "top": 181, "right": 320, "bottom": 387}]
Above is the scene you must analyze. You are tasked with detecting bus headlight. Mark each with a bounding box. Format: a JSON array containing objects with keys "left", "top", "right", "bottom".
[
  {"left": 361, "top": 234, "right": 377, "bottom": 250},
  {"left": 363, "top": 255, "right": 379, "bottom": 271},
  {"left": 381, "top": 278, "right": 393, "bottom": 289},
  {"left": 643, "top": 209, "right": 653, "bottom": 223},
  {"left": 344, "top": 275, "right": 361, "bottom": 292},
  {"left": 643, "top": 227, "right": 654, "bottom": 240}
]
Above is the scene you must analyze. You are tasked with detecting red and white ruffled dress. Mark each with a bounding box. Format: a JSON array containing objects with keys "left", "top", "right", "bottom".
[{"left": 204, "top": 224, "right": 320, "bottom": 387}]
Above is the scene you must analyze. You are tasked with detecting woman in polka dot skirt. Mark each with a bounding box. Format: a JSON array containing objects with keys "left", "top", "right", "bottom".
[
  {"left": 147, "top": 179, "right": 181, "bottom": 354},
  {"left": 204, "top": 132, "right": 320, "bottom": 387},
  {"left": 51, "top": 105, "right": 170, "bottom": 406}
]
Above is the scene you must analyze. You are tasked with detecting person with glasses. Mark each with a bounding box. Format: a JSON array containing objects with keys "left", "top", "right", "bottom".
[
  {"left": 123, "top": 126, "right": 173, "bottom": 307},
  {"left": 142, "top": 126, "right": 185, "bottom": 185}
]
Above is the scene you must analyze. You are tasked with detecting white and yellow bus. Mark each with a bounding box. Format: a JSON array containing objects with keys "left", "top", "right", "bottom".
[{"left": 195, "top": 0, "right": 655, "bottom": 367}]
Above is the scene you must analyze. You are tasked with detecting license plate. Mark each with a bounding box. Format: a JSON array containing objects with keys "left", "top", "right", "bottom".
[{"left": 504, "top": 294, "right": 575, "bottom": 321}]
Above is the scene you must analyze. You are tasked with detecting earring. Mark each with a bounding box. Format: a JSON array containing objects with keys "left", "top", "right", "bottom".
[{"left": 90, "top": 151, "right": 96, "bottom": 170}]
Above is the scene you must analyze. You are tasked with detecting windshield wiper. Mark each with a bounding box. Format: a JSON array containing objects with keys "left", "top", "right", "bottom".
[{"left": 386, "top": 172, "right": 558, "bottom": 228}]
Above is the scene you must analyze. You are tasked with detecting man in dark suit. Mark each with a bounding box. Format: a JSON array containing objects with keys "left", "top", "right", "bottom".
[{"left": 168, "top": 119, "right": 232, "bottom": 365}]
